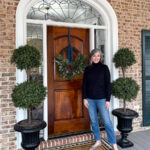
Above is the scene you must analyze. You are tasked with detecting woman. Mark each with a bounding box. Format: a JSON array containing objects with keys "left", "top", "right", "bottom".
[{"left": 82, "top": 49, "right": 118, "bottom": 150}]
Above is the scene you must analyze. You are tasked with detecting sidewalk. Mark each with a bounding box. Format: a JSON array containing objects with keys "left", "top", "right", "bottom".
[{"left": 117, "top": 129, "right": 150, "bottom": 150}]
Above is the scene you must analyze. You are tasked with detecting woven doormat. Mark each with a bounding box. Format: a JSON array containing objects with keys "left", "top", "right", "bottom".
[{"left": 44, "top": 139, "right": 112, "bottom": 150}]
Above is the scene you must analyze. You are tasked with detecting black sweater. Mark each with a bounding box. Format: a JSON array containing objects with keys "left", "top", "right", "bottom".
[{"left": 82, "top": 62, "right": 111, "bottom": 101}]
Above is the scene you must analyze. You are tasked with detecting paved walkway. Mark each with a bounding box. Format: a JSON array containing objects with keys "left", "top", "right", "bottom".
[{"left": 117, "top": 129, "right": 150, "bottom": 150}]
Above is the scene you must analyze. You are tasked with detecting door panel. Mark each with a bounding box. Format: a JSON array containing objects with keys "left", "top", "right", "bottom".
[
  {"left": 47, "top": 26, "right": 90, "bottom": 136},
  {"left": 54, "top": 90, "right": 75, "bottom": 120}
]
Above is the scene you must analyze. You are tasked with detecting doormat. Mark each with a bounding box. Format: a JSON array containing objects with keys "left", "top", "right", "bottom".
[{"left": 44, "top": 139, "right": 112, "bottom": 150}]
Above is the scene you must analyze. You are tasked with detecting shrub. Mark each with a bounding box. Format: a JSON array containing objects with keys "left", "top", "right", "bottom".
[
  {"left": 11, "top": 45, "right": 46, "bottom": 123},
  {"left": 112, "top": 48, "right": 139, "bottom": 111},
  {"left": 12, "top": 81, "right": 46, "bottom": 109},
  {"left": 11, "top": 45, "right": 41, "bottom": 70}
]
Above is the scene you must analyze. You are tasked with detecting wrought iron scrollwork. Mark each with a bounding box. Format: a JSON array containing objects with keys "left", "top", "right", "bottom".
[{"left": 27, "top": 0, "right": 103, "bottom": 25}]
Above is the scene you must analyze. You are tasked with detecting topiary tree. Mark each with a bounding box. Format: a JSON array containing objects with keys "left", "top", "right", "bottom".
[
  {"left": 11, "top": 45, "right": 46, "bottom": 124},
  {"left": 112, "top": 48, "right": 139, "bottom": 112},
  {"left": 11, "top": 45, "right": 41, "bottom": 81}
]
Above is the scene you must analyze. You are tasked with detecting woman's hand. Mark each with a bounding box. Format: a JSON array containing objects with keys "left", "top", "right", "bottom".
[
  {"left": 84, "top": 99, "right": 88, "bottom": 109},
  {"left": 106, "top": 101, "right": 110, "bottom": 109}
]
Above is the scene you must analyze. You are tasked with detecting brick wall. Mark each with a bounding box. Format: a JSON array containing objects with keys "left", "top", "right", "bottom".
[
  {"left": 108, "top": 0, "right": 150, "bottom": 130},
  {"left": 0, "top": 0, "right": 150, "bottom": 149},
  {"left": 0, "top": 0, "right": 19, "bottom": 149}
]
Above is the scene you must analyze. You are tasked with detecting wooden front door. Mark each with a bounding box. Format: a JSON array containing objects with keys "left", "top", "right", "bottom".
[{"left": 47, "top": 26, "right": 90, "bottom": 136}]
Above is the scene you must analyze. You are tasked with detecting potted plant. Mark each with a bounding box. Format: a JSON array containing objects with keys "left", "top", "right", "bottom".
[
  {"left": 111, "top": 48, "right": 139, "bottom": 148},
  {"left": 11, "top": 45, "right": 47, "bottom": 150}
]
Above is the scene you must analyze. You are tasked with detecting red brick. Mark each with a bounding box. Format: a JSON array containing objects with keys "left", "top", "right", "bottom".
[{"left": 0, "top": 1, "right": 150, "bottom": 150}]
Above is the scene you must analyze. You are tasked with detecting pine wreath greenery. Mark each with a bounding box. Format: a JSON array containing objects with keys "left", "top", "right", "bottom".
[{"left": 55, "top": 53, "right": 87, "bottom": 80}]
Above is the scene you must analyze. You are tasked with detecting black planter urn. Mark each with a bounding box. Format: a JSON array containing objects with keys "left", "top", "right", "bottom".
[
  {"left": 14, "top": 120, "right": 46, "bottom": 150},
  {"left": 112, "top": 108, "right": 138, "bottom": 148}
]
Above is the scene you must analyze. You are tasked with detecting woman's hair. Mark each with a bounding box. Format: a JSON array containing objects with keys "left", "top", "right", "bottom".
[{"left": 89, "top": 49, "right": 104, "bottom": 64}]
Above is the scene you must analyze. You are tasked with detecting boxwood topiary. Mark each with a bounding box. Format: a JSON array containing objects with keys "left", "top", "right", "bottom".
[
  {"left": 112, "top": 48, "right": 139, "bottom": 112},
  {"left": 112, "top": 78, "right": 139, "bottom": 110},
  {"left": 113, "top": 48, "right": 136, "bottom": 77},
  {"left": 11, "top": 44, "right": 46, "bottom": 124},
  {"left": 11, "top": 45, "right": 41, "bottom": 70},
  {"left": 113, "top": 48, "right": 136, "bottom": 69},
  {"left": 12, "top": 81, "right": 46, "bottom": 109}
]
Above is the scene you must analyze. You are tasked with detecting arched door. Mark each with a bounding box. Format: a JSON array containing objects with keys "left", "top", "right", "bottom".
[{"left": 16, "top": 0, "right": 118, "bottom": 142}]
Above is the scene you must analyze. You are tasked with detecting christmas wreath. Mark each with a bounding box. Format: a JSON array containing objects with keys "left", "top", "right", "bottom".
[{"left": 55, "top": 53, "right": 87, "bottom": 80}]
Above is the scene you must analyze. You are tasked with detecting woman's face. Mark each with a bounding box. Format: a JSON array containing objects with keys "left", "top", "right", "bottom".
[{"left": 92, "top": 51, "right": 101, "bottom": 64}]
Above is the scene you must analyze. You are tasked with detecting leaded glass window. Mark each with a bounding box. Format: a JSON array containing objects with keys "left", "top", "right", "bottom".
[
  {"left": 27, "top": 0, "right": 104, "bottom": 25},
  {"left": 27, "top": 23, "right": 44, "bottom": 121},
  {"left": 95, "top": 29, "right": 105, "bottom": 63}
]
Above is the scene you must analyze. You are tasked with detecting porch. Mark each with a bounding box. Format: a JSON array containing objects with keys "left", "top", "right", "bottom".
[
  {"left": 117, "top": 129, "right": 150, "bottom": 150},
  {"left": 35, "top": 129, "right": 150, "bottom": 150}
]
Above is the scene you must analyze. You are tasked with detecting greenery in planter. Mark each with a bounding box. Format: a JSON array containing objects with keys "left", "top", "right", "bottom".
[
  {"left": 12, "top": 81, "right": 46, "bottom": 108},
  {"left": 55, "top": 53, "right": 87, "bottom": 80},
  {"left": 112, "top": 48, "right": 139, "bottom": 112},
  {"left": 11, "top": 44, "right": 46, "bottom": 124}
]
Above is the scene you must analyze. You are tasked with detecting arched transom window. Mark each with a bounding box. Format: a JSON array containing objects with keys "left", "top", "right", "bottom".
[{"left": 27, "top": 0, "right": 104, "bottom": 25}]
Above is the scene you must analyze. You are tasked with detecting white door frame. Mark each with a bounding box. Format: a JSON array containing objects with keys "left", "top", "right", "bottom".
[{"left": 16, "top": 0, "right": 119, "bottom": 148}]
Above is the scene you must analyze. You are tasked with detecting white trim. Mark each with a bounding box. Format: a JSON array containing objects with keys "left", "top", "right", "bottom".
[
  {"left": 26, "top": 19, "right": 107, "bottom": 30},
  {"left": 15, "top": 2, "right": 28, "bottom": 148},
  {"left": 16, "top": 0, "right": 118, "bottom": 148},
  {"left": 90, "top": 28, "right": 95, "bottom": 50},
  {"left": 43, "top": 22, "right": 48, "bottom": 140}
]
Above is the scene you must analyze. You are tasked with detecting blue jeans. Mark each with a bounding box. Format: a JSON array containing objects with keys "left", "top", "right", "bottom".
[{"left": 87, "top": 98, "right": 116, "bottom": 144}]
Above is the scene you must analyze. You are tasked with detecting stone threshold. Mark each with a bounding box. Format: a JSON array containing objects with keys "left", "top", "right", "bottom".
[{"left": 36, "top": 131, "right": 107, "bottom": 150}]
